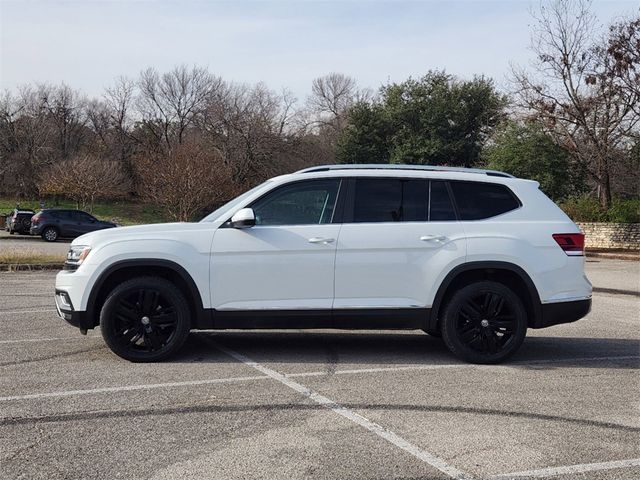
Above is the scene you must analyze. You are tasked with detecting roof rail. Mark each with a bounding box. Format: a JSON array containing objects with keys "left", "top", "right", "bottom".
[{"left": 295, "top": 164, "right": 515, "bottom": 178}]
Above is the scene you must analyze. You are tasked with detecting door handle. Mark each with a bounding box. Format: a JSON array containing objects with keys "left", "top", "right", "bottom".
[
  {"left": 308, "top": 237, "right": 335, "bottom": 244},
  {"left": 420, "top": 235, "right": 447, "bottom": 242}
]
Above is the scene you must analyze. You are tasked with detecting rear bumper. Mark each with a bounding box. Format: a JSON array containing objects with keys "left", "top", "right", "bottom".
[
  {"left": 534, "top": 298, "right": 592, "bottom": 329},
  {"left": 30, "top": 225, "right": 43, "bottom": 235}
]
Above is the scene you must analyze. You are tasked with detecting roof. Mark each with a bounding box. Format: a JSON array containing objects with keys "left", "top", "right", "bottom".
[{"left": 296, "top": 164, "right": 515, "bottom": 178}]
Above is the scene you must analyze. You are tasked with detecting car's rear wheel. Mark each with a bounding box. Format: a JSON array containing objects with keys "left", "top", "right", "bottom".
[
  {"left": 441, "top": 281, "right": 527, "bottom": 364},
  {"left": 42, "top": 227, "right": 59, "bottom": 242},
  {"left": 100, "top": 277, "right": 191, "bottom": 362}
]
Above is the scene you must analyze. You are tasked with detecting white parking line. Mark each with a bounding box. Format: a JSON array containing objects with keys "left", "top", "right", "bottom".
[
  {"left": 491, "top": 458, "right": 640, "bottom": 478},
  {"left": 286, "top": 364, "right": 466, "bottom": 378},
  {"left": 1, "top": 355, "right": 638, "bottom": 401},
  {"left": 0, "top": 375, "right": 270, "bottom": 402},
  {"left": 211, "top": 340, "right": 473, "bottom": 480},
  {"left": 0, "top": 335, "right": 100, "bottom": 345},
  {"left": 284, "top": 355, "right": 640, "bottom": 378},
  {"left": 0, "top": 308, "right": 57, "bottom": 315},
  {"left": 511, "top": 354, "right": 640, "bottom": 366}
]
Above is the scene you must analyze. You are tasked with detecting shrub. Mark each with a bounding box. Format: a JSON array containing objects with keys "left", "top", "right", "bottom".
[
  {"left": 607, "top": 199, "right": 640, "bottom": 223},
  {"left": 560, "top": 196, "right": 640, "bottom": 223}
]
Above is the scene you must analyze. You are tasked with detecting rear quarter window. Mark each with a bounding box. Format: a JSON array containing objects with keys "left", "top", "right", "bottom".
[{"left": 450, "top": 181, "right": 521, "bottom": 220}]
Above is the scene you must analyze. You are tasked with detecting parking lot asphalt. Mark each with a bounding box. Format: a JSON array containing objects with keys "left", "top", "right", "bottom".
[
  {"left": 0, "top": 260, "right": 638, "bottom": 480},
  {"left": 0, "top": 230, "right": 71, "bottom": 256}
]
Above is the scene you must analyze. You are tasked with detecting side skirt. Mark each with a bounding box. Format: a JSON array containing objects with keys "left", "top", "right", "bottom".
[{"left": 203, "top": 308, "right": 431, "bottom": 330}]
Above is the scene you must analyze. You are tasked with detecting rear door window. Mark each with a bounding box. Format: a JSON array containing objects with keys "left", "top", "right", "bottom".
[
  {"left": 429, "top": 181, "right": 456, "bottom": 221},
  {"left": 76, "top": 212, "right": 95, "bottom": 223},
  {"left": 450, "top": 181, "right": 520, "bottom": 220},
  {"left": 352, "top": 178, "right": 428, "bottom": 223}
]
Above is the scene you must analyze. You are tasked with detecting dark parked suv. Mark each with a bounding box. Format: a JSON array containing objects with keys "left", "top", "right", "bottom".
[
  {"left": 6, "top": 209, "right": 35, "bottom": 234},
  {"left": 30, "top": 209, "right": 117, "bottom": 242}
]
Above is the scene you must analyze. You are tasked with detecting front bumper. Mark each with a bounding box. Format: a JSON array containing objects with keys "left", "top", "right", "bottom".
[
  {"left": 54, "top": 288, "right": 90, "bottom": 333},
  {"left": 535, "top": 298, "right": 592, "bottom": 329}
]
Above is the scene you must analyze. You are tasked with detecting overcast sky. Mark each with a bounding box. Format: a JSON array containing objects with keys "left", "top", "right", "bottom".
[{"left": 1, "top": 0, "right": 636, "bottom": 100}]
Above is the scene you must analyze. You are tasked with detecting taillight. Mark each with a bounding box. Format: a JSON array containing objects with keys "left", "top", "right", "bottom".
[{"left": 553, "top": 233, "right": 585, "bottom": 256}]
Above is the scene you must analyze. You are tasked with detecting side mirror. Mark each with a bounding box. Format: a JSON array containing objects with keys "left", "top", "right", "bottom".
[{"left": 230, "top": 208, "right": 255, "bottom": 228}]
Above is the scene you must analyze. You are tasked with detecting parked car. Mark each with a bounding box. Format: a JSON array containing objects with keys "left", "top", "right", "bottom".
[
  {"left": 31, "top": 209, "right": 117, "bottom": 242},
  {"left": 54, "top": 164, "right": 592, "bottom": 363},
  {"left": 6, "top": 208, "right": 35, "bottom": 235}
]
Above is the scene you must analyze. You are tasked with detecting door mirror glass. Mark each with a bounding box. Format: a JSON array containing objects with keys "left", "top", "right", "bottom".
[{"left": 230, "top": 208, "right": 255, "bottom": 228}]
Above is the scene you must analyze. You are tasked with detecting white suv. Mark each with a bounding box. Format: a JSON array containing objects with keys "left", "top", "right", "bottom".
[{"left": 54, "top": 165, "right": 592, "bottom": 364}]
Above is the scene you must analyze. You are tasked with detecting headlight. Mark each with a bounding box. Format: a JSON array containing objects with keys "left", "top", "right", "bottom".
[{"left": 65, "top": 246, "right": 91, "bottom": 267}]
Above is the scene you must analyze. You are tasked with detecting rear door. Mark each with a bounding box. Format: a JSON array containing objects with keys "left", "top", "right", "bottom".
[{"left": 334, "top": 178, "right": 466, "bottom": 312}]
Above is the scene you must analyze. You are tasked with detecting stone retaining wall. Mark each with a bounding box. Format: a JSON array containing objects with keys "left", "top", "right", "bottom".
[{"left": 576, "top": 222, "right": 640, "bottom": 250}]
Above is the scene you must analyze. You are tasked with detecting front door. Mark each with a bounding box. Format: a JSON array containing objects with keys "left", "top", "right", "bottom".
[{"left": 211, "top": 178, "right": 343, "bottom": 312}]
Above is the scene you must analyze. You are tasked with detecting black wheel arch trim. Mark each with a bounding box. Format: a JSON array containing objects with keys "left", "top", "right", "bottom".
[
  {"left": 428, "top": 261, "right": 543, "bottom": 330},
  {"left": 86, "top": 259, "right": 209, "bottom": 330}
]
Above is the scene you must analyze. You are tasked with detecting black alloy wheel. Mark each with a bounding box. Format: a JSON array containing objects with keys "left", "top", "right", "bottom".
[
  {"left": 100, "top": 277, "right": 191, "bottom": 362},
  {"left": 441, "top": 281, "right": 527, "bottom": 364}
]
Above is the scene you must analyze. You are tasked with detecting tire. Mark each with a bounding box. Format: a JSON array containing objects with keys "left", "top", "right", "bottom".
[
  {"left": 441, "top": 281, "right": 527, "bottom": 364},
  {"left": 42, "top": 227, "right": 59, "bottom": 242},
  {"left": 100, "top": 276, "right": 191, "bottom": 362}
]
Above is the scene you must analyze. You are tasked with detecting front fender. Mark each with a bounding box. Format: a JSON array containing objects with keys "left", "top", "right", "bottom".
[{"left": 78, "top": 237, "right": 211, "bottom": 312}]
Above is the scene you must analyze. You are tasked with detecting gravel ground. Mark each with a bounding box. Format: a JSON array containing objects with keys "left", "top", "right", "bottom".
[{"left": 0, "top": 259, "right": 638, "bottom": 480}]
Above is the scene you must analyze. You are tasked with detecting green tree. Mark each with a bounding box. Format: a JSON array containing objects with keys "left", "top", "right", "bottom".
[
  {"left": 337, "top": 71, "right": 506, "bottom": 166},
  {"left": 337, "top": 102, "right": 390, "bottom": 164},
  {"left": 483, "top": 122, "right": 584, "bottom": 200}
]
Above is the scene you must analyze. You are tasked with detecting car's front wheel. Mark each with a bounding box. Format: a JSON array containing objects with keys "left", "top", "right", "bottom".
[
  {"left": 100, "top": 277, "right": 191, "bottom": 362},
  {"left": 42, "top": 227, "right": 59, "bottom": 242},
  {"left": 441, "top": 281, "right": 527, "bottom": 364}
]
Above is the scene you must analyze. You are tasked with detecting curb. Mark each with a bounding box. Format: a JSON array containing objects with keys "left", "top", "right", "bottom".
[
  {"left": 593, "top": 287, "right": 640, "bottom": 298},
  {"left": 0, "top": 263, "right": 63, "bottom": 272},
  {"left": 586, "top": 252, "right": 639, "bottom": 261}
]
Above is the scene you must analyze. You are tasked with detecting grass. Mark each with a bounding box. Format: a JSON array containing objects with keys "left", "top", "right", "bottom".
[
  {"left": 0, "top": 247, "right": 65, "bottom": 265},
  {"left": 0, "top": 198, "right": 169, "bottom": 225}
]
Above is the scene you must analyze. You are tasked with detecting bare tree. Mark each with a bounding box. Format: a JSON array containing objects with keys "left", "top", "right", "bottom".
[
  {"left": 41, "top": 84, "right": 88, "bottom": 160},
  {"left": 512, "top": 0, "right": 640, "bottom": 208},
  {"left": 309, "top": 73, "right": 359, "bottom": 127},
  {"left": 104, "top": 77, "right": 137, "bottom": 167},
  {"left": 86, "top": 77, "right": 138, "bottom": 186},
  {"left": 137, "top": 65, "right": 222, "bottom": 150},
  {"left": 305, "top": 73, "right": 372, "bottom": 159},
  {"left": 603, "top": 16, "right": 640, "bottom": 115},
  {"left": 0, "top": 86, "right": 54, "bottom": 195},
  {"left": 202, "top": 82, "right": 302, "bottom": 185},
  {"left": 38, "top": 154, "right": 130, "bottom": 212},
  {"left": 134, "top": 138, "right": 234, "bottom": 221}
]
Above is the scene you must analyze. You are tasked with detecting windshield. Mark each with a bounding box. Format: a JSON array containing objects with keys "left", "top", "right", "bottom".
[{"left": 200, "top": 180, "right": 273, "bottom": 223}]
